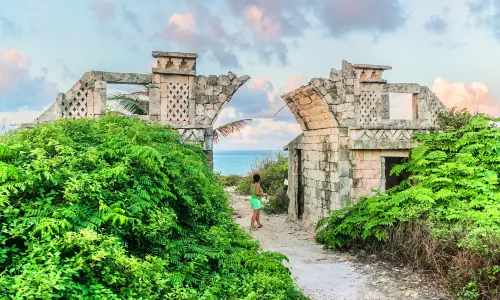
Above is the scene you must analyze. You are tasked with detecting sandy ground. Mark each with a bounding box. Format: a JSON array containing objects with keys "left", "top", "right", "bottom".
[{"left": 227, "top": 187, "right": 452, "bottom": 300}]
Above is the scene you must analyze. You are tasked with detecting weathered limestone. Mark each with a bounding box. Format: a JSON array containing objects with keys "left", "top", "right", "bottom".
[
  {"left": 283, "top": 60, "right": 447, "bottom": 229},
  {"left": 29, "top": 51, "right": 250, "bottom": 170}
]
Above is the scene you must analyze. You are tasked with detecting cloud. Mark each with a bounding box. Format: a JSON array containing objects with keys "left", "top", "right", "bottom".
[
  {"left": 160, "top": 8, "right": 244, "bottom": 68},
  {"left": 122, "top": 5, "right": 142, "bottom": 32},
  {"left": 0, "top": 17, "right": 22, "bottom": 39},
  {"left": 468, "top": 0, "right": 500, "bottom": 40},
  {"left": 281, "top": 73, "right": 305, "bottom": 93},
  {"left": 312, "top": 0, "right": 407, "bottom": 37},
  {"left": 425, "top": 15, "right": 448, "bottom": 34},
  {"left": 431, "top": 77, "right": 500, "bottom": 116},
  {"left": 0, "top": 49, "right": 57, "bottom": 111},
  {"left": 89, "top": 0, "right": 116, "bottom": 23}
]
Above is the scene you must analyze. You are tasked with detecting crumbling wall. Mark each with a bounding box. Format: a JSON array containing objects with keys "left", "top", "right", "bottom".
[
  {"left": 283, "top": 60, "right": 448, "bottom": 229},
  {"left": 193, "top": 73, "right": 250, "bottom": 125}
]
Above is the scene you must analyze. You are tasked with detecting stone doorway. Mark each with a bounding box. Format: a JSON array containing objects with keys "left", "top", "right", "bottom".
[
  {"left": 383, "top": 157, "right": 409, "bottom": 190},
  {"left": 296, "top": 149, "right": 304, "bottom": 220}
]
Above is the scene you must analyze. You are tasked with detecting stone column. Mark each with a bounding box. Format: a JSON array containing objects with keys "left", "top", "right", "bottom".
[
  {"left": 204, "top": 126, "right": 214, "bottom": 170},
  {"left": 148, "top": 83, "right": 160, "bottom": 121},
  {"left": 93, "top": 80, "right": 107, "bottom": 118},
  {"left": 55, "top": 93, "right": 64, "bottom": 117}
]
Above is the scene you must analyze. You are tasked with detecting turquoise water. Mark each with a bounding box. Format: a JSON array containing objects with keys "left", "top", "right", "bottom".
[{"left": 214, "top": 150, "right": 286, "bottom": 176}]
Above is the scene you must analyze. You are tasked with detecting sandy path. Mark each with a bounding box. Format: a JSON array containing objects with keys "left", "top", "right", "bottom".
[{"left": 227, "top": 188, "right": 451, "bottom": 300}]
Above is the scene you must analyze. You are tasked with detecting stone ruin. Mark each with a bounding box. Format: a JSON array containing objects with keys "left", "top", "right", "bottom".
[
  {"left": 28, "top": 51, "right": 250, "bottom": 168},
  {"left": 283, "top": 60, "right": 447, "bottom": 229}
]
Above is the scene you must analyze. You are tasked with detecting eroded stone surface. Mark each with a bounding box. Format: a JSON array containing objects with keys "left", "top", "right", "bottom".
[{"left": 283, "top": 60, "right": 447, "bottom": 229}]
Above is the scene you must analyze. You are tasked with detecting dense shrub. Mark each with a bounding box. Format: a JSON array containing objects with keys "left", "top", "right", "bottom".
[
  {"left": 236, "top": 152, "right": 289, "bottom": 213},
  {"left": 217, "top": 174, "right": 244, "bottom": 187},
  {"left": 0, "top": 116, "right": 305, "bottom": 299},
  {"left": 316, "top": 115, "right": 500, "bottom": 299}
]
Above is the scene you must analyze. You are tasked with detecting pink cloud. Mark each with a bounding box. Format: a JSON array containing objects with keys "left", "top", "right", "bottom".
[
  {"left": 224, "top": 118, "right": 301, "bottom": 147},
  {"left": 168, "top": 12, "right": 196, "bottom": 32},
  {"left": 90, "top": 0, "right": 116, "bottom": 23},
  {"left": 245, "top": 5, "right": 282, "bottom": 39},
  {"left": 0, "top": 49, "right": 56, "bottom": 111},
  {"left": 431, "top": 77, "right": 500, "bottom": 116},
  {"left": 281, "top": 72, "right": 305, "bottom": 93}
]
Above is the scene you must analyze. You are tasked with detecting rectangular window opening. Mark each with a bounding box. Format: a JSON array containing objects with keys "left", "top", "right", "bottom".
[
  {"left": 107, "top": 84, "right": 149, "bottom": 116},
  {"left": 389, "top": 93, "right": 414, "bottom": 120},
  {"left": 384, "top": 157, "right": 410, "bottom": 190}
]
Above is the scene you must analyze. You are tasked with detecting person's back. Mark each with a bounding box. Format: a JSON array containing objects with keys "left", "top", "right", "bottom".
[{"left": 251, "top": 183, "right": 262, "bottom": 201}]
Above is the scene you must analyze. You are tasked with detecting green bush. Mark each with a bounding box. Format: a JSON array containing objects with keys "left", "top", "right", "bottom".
[
  {"left": 262, "top": 186, "right": 289, "bottom": 214},
  {"left": 316, "top": 115, "right": 500, "bottom": 299},
  {"left": 0, "top": 116, "right": 305, "bottom": 299},
  {"left": 217, "top": 174, "right": 244, "bottom": 187},
  {"left": 236, "top": 152, "right": 289, "bottom": 213}
]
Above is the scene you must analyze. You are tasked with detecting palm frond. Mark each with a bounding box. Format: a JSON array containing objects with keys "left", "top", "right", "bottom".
[
  {"left": 108, "top": 92, "right": 149, "bottom": 115},
  {"left": 213, "top": 119, "right": 252, "bottom": 144}
]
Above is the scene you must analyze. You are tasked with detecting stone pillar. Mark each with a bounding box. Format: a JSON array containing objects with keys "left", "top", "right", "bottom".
[
  {"left": 148, "top": 83, "right": 160, "bottom": 121},
  {"left": 93, "top": 80, "right": 107, "bottom": 118},
  {"left": 55, "top": 93, "right": 64, "bottom": 117},
  {"left": 152, "top": 51, "right": 197, "bottom": 126},
  {"left": 204, "top": 126, "right": 214, "bottom": 170}
]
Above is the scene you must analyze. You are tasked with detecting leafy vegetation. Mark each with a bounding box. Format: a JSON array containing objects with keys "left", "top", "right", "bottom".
[
  {"left": 0, "top": 116, "right": 305, "bottom": 299},
  {"left": 217, "top": 174, "right": 245, "bottom": 187},
  {"left": 236, "top": 152, "right": 289, "bottom": 214},
  {"left": 316, "top": 112, "right": 500, "bottom": 299}
]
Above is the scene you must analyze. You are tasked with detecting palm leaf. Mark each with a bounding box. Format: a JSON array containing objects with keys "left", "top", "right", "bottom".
[
  {"left": 213, "top": 119, "right": 252, "bottom": 144},
  {"left": 108, "top": 92, "right": 149, "bottom": 115}
]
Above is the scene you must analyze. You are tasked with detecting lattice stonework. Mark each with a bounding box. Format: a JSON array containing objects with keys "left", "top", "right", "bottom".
[
  {"left": 357, "top": 90, "right": 379, "bottom": 125},
  {"left": 164, "top": 81, "right": 189, "bottom": 123},
  {"left": 62, "top": 86, "right": 88, "bottom": 119}
]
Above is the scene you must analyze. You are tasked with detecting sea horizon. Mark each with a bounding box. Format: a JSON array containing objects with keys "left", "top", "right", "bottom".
[{"left": 213, "top": 149, "right": 287, "bottom": 176}]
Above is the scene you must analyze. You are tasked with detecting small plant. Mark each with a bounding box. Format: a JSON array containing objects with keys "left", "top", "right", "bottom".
[{"left": 217, "top": 174, "right": 244, "bottom": 187}]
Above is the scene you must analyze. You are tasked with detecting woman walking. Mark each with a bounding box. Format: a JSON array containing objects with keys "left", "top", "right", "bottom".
[{"left": 250, "top": 174, "right": 268, "bottom": 230}]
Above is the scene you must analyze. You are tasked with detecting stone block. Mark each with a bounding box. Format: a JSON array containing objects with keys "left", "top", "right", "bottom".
[
  {"left": 218, "top": 75, "right": 231, "bottom": 86},
  {"left": 224, "top": 85, "right": 235, "bottom": 95},
  {"left": 213, "top": 86, "right": 223, "bottom": 95},
  {"left": 205, "top": 85, "right": 214, "bottom": 96},
  {"left": 219, "top": 93, "right": 228, "bottom": 103},
  {"left": 311, "top": 78, "right": 321, "bottom": 87},
  {"left": 209, "top": 95, "right": 218, "bottom": 103},
  {"left": 202, "top": 95, "right": 209, "bottom": 104},
  {"left": 207, "top": 75, "right": 217, "bottom": 85},
  {"left": 228, "top": 71, "right": 236, "bottom": 80}
]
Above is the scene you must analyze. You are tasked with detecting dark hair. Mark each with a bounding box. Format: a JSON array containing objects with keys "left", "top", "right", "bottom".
[{"left": 253, "top": 174, "right": 260, "bottom": 183}]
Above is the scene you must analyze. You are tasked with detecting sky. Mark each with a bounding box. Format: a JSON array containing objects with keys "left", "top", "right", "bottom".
[{"left": 1, "top": 0, "right": 500, "bottom": 150}]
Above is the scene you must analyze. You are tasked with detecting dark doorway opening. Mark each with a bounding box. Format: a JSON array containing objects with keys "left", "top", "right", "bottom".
[
  {"left": 297, "top": 150, "right": 304, "bottom": 220},
  {"left": 384, "top": 157, "right": 409, "bottom": 190}
]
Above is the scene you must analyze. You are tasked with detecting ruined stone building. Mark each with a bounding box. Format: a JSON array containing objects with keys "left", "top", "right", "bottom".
[
  {"left": 27, "top": 51, "right": 250, "bottom": 168},
  {"left": 283, "top": 61, "right": 447, "bottom": 229}
]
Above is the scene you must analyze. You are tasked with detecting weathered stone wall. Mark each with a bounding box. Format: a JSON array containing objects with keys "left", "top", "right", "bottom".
[
  {"left": 29, "top": 51, "right": 250, "bottom": 171},
  {"left": 193, "top": 73, "right": 250, "bottom": 125},
  {"left": 283, "top": 60, "right": 448, "bottom": 230}
]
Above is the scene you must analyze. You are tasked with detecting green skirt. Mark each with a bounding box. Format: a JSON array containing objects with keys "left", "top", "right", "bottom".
[{"left": 250, "top": 197, "right": 261, "bottom": 210}]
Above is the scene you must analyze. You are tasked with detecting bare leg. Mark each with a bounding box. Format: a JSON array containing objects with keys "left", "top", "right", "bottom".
[
  {"left": 256, "top": 210, "right": 262, "bottom": 227},
  {"left": 250, "top": 211, "right": 258, "bottom": 230}
]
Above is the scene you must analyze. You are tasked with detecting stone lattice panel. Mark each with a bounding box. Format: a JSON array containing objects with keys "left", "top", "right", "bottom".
[
  {"left": 357, "top": 90, "right": 379, "bottom": 125},
  {"left": 164, "top": 81, "right": 190, "bottom": 123},
  {"left": 62, "top": 85, "right": 89, "bottom": 119}
]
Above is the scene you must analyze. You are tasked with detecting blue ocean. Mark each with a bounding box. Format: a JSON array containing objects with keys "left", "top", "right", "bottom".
[{"left": 213, "top": 150, "right": 287, "bottom": 176}]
